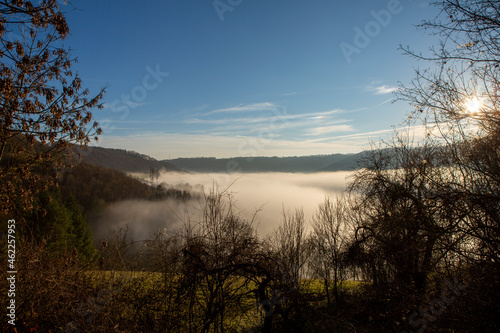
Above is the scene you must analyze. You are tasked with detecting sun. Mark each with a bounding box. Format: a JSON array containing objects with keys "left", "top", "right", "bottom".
[{"left": 464, "top": 96, "right": 484, "bottom": 115}]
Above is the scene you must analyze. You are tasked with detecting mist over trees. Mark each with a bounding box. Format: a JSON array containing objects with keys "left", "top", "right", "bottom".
[{"left": 2, "top": 0, "right": 500, "bottom": 332}]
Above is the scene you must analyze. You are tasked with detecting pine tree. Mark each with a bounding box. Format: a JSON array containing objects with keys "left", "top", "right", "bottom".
[
  {"left": 33, "top": 188, "right": 74, "bottom": 256},
  {"left": 65, "top": 194, "right": 95, "bottom": 261},
  {"left": 28, "top": 187, "right": 96, "bottom": 259}
]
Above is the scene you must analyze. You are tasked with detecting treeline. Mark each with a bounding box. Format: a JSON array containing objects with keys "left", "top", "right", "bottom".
[
  {"left": 0, "top": 159, "right": 203, "bottom": 331},
  {"left": 60, "top": 162, "right": 196, "bottom": 214},
  {"left": 0, "top": 162, "right": 194, "bottom": 261},
  {"left": 14, "top": 187, "right": 96, "bottom": 260},
  {"left": 76, "top": 146, "right": 181, "bottom": 173},
  {"left": 166, "top": 153, "right": 362, "bottom": 173}
]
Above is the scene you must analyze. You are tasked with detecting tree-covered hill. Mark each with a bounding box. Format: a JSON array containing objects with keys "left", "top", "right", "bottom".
[
  {"left": 75, "top": 146, "right": 181, "bottom": 173},
  {"left": 60, "top": 162, "right": 193, "bottom": 215},
  {"left": 164, "top": 153, "right": 364, "bottom": 173}
]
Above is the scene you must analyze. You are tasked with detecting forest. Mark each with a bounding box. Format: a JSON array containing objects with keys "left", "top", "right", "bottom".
[{"left": 1, "top": 0, "right": 499, "bottom": 332}]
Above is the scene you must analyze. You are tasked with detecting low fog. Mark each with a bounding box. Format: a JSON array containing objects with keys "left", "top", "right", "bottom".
[{"left": 93, "top": 171, "right": 353, "bottom": 241}]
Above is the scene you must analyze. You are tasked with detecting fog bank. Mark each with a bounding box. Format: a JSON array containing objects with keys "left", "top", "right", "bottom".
[{"left": 94, "top": 171, "right": 352, "bottom": 240}]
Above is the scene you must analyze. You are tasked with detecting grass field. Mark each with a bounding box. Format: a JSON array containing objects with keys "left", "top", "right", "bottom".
[{"left": 79, "top": 269, "right": 367, "bottom": 331}]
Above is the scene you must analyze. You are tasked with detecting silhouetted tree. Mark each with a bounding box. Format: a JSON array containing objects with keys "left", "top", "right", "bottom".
[
  {"left": 394, "top": 2, "right": 500, "bottom": 329},
  {"left": 348, "top": 134, "right": 459, "bottom": 295},
  {"left": 398, "top": 0, "right": 500, "bottom": 265},
  {"left": 310, "top": 195, "right": 352, "bottom": 305},
  {"left": 179, "top": 187, "right": 262, "bottom": 332},
  {"left": 263, "top": 207, "right": 312, "bottom": 332}
]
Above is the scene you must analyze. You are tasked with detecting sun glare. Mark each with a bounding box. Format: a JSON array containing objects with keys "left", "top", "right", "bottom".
[{"left": 464, "top": 96, "right": 484, "bottom": 114}]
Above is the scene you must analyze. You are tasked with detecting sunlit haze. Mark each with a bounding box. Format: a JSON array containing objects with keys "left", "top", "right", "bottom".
[
  {"left": 464, "top": 96, "right": 484, "bottom": 115},
  {"left": 94, "top": 171, "right": 351, "bottom": 239}
]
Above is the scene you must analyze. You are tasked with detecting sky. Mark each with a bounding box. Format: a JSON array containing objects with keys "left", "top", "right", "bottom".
[{"left": 62, "top": 0, "right": 440, "bottom": 159}]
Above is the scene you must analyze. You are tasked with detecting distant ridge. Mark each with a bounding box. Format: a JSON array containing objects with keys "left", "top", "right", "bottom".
[
  {"left": 74, "top": 146, "right": 181, "bottom": 173},
  {"left": 72, "top": 146, "right": 365, "bottom": 173},
  {"left": 164, "top": 153, "right": 364, "bottom": 173}
]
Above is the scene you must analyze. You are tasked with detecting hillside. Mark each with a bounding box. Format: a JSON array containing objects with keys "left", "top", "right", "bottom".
[
  {"left": 73, "top": 146, "right": 181, "bottom": 173},
  {"left": 71, "top": 146, "right": 364, "bottom": 173},
  {"left": 60, "top": 162, "right": 193, "bottom": 214},
  {"left": 164, "top": 153, "right": 364, "bottom": 173}
]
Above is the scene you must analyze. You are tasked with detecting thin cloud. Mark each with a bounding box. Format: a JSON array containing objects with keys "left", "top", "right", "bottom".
[
  {"left": 185, "top": 108, "right": 343, "bottom": 126},
  {"left": 330, "top": 128, "right": 396, "bottom": 140},
  {"left": 372, "top": 85, "right": 398, "bottom": 95},
  {"left": 373, "top": 97, "right": 395, "bottom": 108},
  {"left": 105, "top": 119, "right": 174, "bottom": 124},
  {"left": 94, "top": 132, "right": 365, "bottom": 159},
  {"left": 305, "top": 124, "right": 355, "bottom": 136},
  {"left": 184, "top": 115, "right": 282, "bottom": 125},
  {"left": 304, "top": 109, "right": 343, "bottom": 119},
  {"left": 309, "top": 124, "right": 434, "bottom": 144},
  {"left": 179, "top": 107, "right": 363, "bottom": 141},
  {"left": 203, "top": 102, "right": 280, "bottom": 115},
  {"left": 102, "top": 101, "right": 143, "bottom": 109},
  {"left": 181, "top": 104, "right": 210, "bottom": 115},
  {"left": 189, "top": 116, "right": 342, "bottom": 137}
]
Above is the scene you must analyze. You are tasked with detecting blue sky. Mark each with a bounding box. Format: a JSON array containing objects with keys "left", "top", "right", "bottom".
[{"left": 63, "top": 0, "right": 439, "bottom": 159}]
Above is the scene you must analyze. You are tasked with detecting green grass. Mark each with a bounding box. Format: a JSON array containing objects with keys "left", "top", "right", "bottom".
[{"left": 80, "top": 270, "right": 368, "bottom": 331}]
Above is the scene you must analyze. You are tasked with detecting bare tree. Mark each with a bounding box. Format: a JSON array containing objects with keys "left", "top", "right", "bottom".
[
  {"left": 348, "top": 133, "right": 460, "bottom": 294},
  {"left": 268, "top": 207, "right": 309, "bottom": 291},
  {"left": 260, "top": 207, "right": 312, "bottom": 332},
  {"left": 310, "top": 195, "right": 352, "bottom": 305},
  {"left": 179, "top": 186, "right": 262, "bottom": 333},
  {"left": 397, "top": 0, "right": 500, "bottom": 265}
]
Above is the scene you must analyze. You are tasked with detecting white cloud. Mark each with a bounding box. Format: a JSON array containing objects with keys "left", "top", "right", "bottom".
[
  {"left": 305, "top": 124, "right": 355, "bottom": 136},
  {"left": 377, "top": 85, "right": 398, "bottom": 95},
  {"left": 203, "top": 102, "right": 280, "bottom": 115},
  {"left": 187, "top": 108, "right": 344, "bottom": 124},
  {"left": 183, "top": 108, "right": 347, "bottom": 137},
  {"left": 367, "top": 84, "right": 398, "bottom": 95},
  {"left": 315, "top": 128, "right": 396, "bottom": 141},
  {"left": 93, "top": 132, "right": 365, "bottom": 159},
  {"left": 92, "top": 105, "right": 412, "bottom": 159},
  {"left": 308, "top": 124, "right": 436, "bottom": 145},
  {"left": 95, "top": 122, "right": 454, "bottom": 160}
]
